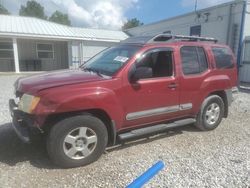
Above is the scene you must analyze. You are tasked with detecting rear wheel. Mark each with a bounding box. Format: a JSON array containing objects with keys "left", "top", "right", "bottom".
[
  {"left": 195, "top": 95, "right": 224, "bottom": 131},
  {"left": 47, "top": 115, "right": 108, "bottom": 168}
]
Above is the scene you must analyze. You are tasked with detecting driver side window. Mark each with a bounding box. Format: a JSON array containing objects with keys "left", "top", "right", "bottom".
[{"left": 136, "top": 49, "right": 173, "bottom": 78}]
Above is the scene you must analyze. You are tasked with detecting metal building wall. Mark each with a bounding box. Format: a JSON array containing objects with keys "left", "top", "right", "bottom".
[
  {"left": 127, "top": 1, "right": 245, "bottom": 54},
  {"left": 69, "top": 40, "right": 118, "bottom": 69},
  {"left": 243, "top": 1, "right": 250, "bottom": 37},
  {"left": 81, "top": 41, "right": 117, "bottom": 61},
  {"left": 240, "top": 1, "right": 250, "bottom": 82}
]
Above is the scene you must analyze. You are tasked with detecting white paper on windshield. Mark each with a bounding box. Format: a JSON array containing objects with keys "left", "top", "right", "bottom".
[{"left": 114, "top": 56, "right": 129, "bottom": 63}]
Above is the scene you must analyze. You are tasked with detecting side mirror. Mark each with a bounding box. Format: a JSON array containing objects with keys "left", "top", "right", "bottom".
[{"left": 129, "top": 66, "right": 153, "bottom": 83}]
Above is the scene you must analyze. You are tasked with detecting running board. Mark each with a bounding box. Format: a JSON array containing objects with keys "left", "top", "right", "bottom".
[{"left": 118, "top": 118, "right": 196, "bottom": 142}]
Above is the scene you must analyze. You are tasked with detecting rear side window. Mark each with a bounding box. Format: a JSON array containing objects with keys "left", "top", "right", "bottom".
[
  {"left": 212, "top": 47, "right": 234, "bottom": 69},
  {"left": 181, "top": 46, "right": 208, "bottom": 75}
]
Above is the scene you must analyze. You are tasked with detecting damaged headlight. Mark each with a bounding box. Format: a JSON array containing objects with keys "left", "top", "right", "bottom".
[{"left": 18, "top": 94, "right": 40, "bottom": 114}]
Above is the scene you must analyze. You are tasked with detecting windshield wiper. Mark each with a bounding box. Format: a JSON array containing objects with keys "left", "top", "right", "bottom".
[{"left": 83, "top": 67, "right": 105, "bottom": 77}]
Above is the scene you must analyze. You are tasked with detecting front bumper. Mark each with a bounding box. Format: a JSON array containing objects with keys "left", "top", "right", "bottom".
[{"left": 9, "top": 99, "right": 39, "bottom": 143}]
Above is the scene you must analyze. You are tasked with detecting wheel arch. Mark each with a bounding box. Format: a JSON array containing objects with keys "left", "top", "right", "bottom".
[
  {"left": 207, "top": 90, "right": 228, "bottom": 118},
  {"left": 43, "top": 109, "right": 117, "bottom": 146}
]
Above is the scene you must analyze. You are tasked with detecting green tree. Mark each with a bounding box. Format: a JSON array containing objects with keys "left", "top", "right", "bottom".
[
  {"left": 122, "top": 18, "right": 143, "bottom": 30},
  {"left": 19, "top": 0, "right": 47, "bottom": 19},
  {"left": 49, "top": 11, "right": 71, "bottom": 26},
  {"left": 0, "top": 4, "right": 10, "bottom": 15}
]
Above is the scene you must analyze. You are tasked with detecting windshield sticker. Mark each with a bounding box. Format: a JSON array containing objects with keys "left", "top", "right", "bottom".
[{"left": 114, "top": 56, "right": 129, "bottom": 63}]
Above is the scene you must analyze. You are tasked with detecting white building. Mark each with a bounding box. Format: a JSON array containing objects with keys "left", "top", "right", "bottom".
[
  {"left": 0, "top": 15, "right": 128, "bottom": 73},
  {"left": 127, "top": 0, "right": 250, "bottom": 83}
]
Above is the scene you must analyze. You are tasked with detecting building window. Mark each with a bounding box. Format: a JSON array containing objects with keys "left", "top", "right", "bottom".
[
  {"left": 37, "top": 43, "right": 54, "bottom": 59},
  {"left": 190, "top": 25, "right": 201, "bottom": 36},
  {"left": 212, "top": 47, "right": 234, "bottom": 69},
  {"left": 180, "top": 46, "right": 208, "bottom": 75},
  {"left": 0, "top": 42, "right": 14, "bottom": 58}
]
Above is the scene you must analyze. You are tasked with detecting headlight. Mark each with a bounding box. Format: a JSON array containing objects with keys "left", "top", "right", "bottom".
[{"left": 18, "top": 94, "right": 40, "bottom": 113}]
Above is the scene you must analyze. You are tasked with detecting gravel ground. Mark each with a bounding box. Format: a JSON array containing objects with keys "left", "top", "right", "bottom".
[{"left": 0, "top": 74, "right": 249, "bottom": 188}]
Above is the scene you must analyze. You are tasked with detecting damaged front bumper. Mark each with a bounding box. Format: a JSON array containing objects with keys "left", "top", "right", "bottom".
[{"left": 9, "top": 99, "right": 41, "bottom": 143}]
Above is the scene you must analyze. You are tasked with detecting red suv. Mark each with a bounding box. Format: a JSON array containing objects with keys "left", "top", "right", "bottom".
[{"left": 9, "top": 34, "right": 238, "bottom": 168}]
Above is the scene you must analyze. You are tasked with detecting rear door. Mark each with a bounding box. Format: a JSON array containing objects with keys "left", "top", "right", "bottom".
[{"left": 178, "top": 45, "right": 211, "bottom": 115}]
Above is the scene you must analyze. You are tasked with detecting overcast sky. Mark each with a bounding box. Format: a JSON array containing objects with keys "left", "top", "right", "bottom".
[{"left": 1, "top": 0, "right": 232, "bottom": 29}]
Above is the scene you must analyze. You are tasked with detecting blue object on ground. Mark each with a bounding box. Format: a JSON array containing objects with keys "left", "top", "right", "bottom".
[{"left": 126, "top": 160, "right": 165, "bottom": 188}]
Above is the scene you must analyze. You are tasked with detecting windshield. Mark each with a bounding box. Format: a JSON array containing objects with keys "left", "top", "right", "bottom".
[{"left": 81, "top": 45, "right": 141, "bottom": 76}]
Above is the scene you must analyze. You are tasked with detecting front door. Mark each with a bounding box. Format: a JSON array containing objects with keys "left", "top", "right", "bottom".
[
  {"left": 121, "top": 48, "right": 180, "bottom": 128},
  {"left": 240, "top": 40, "right": 250, "bottom": 82}
]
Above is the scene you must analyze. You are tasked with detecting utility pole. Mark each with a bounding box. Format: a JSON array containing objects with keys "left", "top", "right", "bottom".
[{"left": 195, "top": 0, "right": 198, "bottom": 12}]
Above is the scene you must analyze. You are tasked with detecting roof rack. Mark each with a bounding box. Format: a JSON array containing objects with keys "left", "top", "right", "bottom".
[
  {"left": 149, "top": 34, "right": 218, "bottom": 43},
  {"left": 122, "top": 34, "right": 218, "bottom": 44}
]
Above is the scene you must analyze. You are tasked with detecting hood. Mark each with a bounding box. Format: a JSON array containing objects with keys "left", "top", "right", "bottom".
[{"left": 15, "top": 69, "right": 105, "bottom": 94}]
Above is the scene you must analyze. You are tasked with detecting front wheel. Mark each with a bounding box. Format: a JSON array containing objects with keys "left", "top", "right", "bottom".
[
  {"left": 195, "top": 95, "right": 224, "bottom": 131},
  {"left": 47, "top": 115, "right": 108, "bottom": 168}
]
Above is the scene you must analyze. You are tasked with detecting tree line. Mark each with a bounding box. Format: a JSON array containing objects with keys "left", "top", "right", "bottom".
[
  {"left": 0, "top": 1, "right": 71, "bottom": 26},
  {"left": 0, "top": 0, "right": 143, "bottom": 29}
]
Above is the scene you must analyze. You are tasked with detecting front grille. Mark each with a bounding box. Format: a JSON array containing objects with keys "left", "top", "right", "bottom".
[{"left": 15, "top": 91, "right": 23, "bottom": 98}]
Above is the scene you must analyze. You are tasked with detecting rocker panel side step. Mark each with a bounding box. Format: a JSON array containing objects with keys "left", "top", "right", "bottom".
[{"left": 118, "top": 118, "right": 196, "bottom": 141}]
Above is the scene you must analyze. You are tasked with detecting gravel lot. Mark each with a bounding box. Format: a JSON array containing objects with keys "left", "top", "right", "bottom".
[{"left": 0, "top": 74, "right": 249, "bottom": 188}]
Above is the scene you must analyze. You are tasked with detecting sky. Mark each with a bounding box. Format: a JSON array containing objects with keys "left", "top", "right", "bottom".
[{"left": 1, "top": 0, "right": 232, "bottom": 29}]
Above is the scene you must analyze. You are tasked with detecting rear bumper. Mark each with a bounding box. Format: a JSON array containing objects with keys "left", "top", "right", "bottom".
[{"left": 9, "top": 99, "right": 40, "bottom": 143}]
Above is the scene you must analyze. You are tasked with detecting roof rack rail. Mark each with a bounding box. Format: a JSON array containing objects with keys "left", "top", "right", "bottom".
[{"left": 147, "top": 34, "right": 218, "bottom": 43}]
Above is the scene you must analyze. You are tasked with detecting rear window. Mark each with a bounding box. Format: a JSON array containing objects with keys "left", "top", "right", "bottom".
[
  {"left": 180, "top": 46, "right": 208, "bottom": 75},
  {"left": 212, "top": 47, "right": 234, "bottom": 69}
]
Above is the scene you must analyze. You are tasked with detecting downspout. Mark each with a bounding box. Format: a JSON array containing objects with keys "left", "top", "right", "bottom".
[
  {"left": 237, "top": 1, "right": 247, "bottom": 68},
  {"left": 226, "top": 4, "right": 233, "bottom": 46}
]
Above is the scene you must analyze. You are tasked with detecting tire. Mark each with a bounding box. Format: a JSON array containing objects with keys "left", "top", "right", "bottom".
[
  {"left": 195, "top": 95, "right": 224, "bottom": 131},
  {"left": 47, "top": 114, "right": 108, "bottom": 168}
]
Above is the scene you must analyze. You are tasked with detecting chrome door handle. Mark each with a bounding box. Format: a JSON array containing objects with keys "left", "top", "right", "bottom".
[{"left": 168, "top": 83, "right": 178, "bottom": 89}]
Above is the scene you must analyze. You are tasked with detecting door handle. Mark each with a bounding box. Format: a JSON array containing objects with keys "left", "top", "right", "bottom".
[{"left": 168, "top": 83, "right": 178, "bottom": 89}]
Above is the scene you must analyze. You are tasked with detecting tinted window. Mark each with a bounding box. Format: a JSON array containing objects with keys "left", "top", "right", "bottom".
[
  {"left": 197, "top": 47, "right": 208, "bottom": 72},
  {"left": 181, "top": 46, "right": 208, "bottom": 75},
  {"left": 212, "top": 47, "right": 234, "bottom": 69},
  {"left": 136, "top": 50, "right": 173, "bottom": 78}
]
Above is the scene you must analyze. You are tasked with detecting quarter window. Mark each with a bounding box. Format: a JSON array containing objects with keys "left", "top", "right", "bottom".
[
  {"left": 0, "top": 42, "right": 13, "bottom": 58},
  {"left": 180, "top": 46, "right": 208, "bottom": 75},
  {"left": 212, "top": 47, "right": 234, "bottom": 69},
  {"left": 37, "top": 43, "right": 54, "bottom": 59}
]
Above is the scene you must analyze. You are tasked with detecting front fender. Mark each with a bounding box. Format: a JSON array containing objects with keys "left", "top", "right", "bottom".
[{"left": 35, "top": 87, "right": 124, "bottom": 129}]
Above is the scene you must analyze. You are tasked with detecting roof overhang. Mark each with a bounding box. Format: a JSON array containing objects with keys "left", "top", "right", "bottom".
[{"left": 0, "top": 32, "right": 122, "bottom": 43}]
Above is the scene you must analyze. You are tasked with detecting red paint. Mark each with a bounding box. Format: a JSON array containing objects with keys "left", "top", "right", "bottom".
[{"left": 15, "top": 41, "right": 238, "bottom": 132}]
